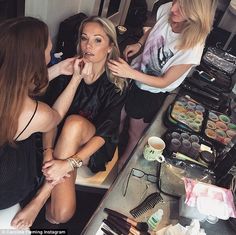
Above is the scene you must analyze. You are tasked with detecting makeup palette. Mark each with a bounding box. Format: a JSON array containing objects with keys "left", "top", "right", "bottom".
[
  {"left": 205, "top": 111, "right": 236, "bottom": 145},
  {"left": 169, "top": 95, "right": 205, "bottom": 133},
  {"left": 165, "top": 95, "right": 236, "bottom": 147}
]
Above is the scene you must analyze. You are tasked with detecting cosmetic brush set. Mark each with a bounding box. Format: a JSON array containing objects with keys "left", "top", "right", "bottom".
[{"left": 101, "top": 208, "right": 150, "bottom": 235}]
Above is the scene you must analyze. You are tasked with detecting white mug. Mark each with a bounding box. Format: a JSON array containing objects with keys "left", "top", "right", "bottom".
[{"left": 143, "top": 136, "right": 165, "bottom": 163}]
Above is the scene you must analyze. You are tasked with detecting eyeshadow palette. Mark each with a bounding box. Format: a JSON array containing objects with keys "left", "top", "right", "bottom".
[
  {"left": 169, "top": 95, "right": 206, "bottom": 133},
  {"left": 205, "top": 111, "right": 236, "bottom": 145},
  {"left": 164, "top": 95, "right": 236, "bottom": 147}
]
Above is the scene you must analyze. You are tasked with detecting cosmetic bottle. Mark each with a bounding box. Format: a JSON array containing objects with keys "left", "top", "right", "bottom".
[{"left": 147, "top": 209, "right": 163, "bottom": 231}]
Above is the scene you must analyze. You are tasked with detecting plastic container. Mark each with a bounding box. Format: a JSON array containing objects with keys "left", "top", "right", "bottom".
[
  {"left": 147, "top": 209, "right": 163, "bottom": 231},
  {"left": 179, "top": 196, "right": 207, "bottom": 222},
  {"left": 216, "top": 135, "right": 236, "bottom": 164},
  {"left": 199, "top": 151, "right": 214, "bottom": 166}
]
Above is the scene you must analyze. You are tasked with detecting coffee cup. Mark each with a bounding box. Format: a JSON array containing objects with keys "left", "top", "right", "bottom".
[{"left": 143, "top": 136, "right": 165, "bottom": 162}]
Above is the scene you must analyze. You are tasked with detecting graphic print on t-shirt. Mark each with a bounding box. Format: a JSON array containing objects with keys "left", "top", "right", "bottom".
[{"left": 132, "top": 32, "right": 174, "bottom": 77}]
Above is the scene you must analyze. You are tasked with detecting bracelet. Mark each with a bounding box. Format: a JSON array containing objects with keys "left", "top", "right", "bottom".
[
  {"left": 67, "top": 158, "right": 75, "bottom": 171},
  {"left": 67, "top": 157, "right": 83, "bottom": 170},
  {"left": 43, "top": 147, "right": 53, "bottom": 153},
  {"left": 137, "top": 41, "right": 143, "bottom": 48}
]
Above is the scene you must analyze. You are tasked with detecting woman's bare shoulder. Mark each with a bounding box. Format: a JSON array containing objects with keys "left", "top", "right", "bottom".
[{"left": 16, "top": 98, "right": 60, "bottom": 140}]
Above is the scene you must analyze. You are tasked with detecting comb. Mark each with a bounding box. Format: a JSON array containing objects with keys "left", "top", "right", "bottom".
[{"left": 129, "top": 192, "right": 163, "bottom": 218}]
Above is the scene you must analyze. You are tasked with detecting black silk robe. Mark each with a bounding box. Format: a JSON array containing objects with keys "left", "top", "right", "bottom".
[{"left": 62, "top": 72, "right": 127, "bottom": 172}]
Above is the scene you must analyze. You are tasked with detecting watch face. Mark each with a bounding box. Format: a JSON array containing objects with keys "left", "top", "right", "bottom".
[
  {"left": 78, "top": 159, "right": 83, "bottom": 167},
  {"left": 78, "top": 160, "right": 83, "bottom": 167}
]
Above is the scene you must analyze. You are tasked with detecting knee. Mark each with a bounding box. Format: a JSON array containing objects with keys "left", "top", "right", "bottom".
[
  {"left": 50, "top": 206, "right": 76, "bottom": 224},
  {"left": 65, "top": 115, "right": 85, "bottom": 129},
  {"left": 62, "top": 115, "right": 86, "bottom": 136}
]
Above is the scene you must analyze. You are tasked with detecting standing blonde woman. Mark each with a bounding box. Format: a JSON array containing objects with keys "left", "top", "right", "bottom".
[{"left": 108, "top": 0, "right": 218, "bottom": 166}]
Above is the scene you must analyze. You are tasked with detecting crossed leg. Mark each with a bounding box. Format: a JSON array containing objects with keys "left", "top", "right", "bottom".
[
  {"left": 11, "top": 115, "right": 95, "bottom": 228},
  {"left": 45, "top": 115, "right": 95, "bottom": 223}
]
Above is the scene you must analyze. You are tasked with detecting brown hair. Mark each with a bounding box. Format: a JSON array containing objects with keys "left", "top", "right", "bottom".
[
  {"left": 0, "top": 17, "right": 49, "bottom": 146},
  {"left": 77, "top": 16, "right": 128, "bottom": 92}
]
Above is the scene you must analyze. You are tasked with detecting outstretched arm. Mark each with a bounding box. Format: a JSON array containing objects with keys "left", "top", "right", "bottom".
[
  {"left": 48, "top": 57, "right": 76, "bottom": 81},
  {"left": 38, "top": 59, "right": 82, "bottom": 135},
  {"left": 108, "top": 57, "right": 192, "bottom": 88},
  {"left": 123, "top": 27, "right": 152, "bottom": 61}
]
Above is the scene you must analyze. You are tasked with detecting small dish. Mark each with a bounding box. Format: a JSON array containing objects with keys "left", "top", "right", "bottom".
[
  {"left": 205, "top": 128, "right": 216, "bottom": 139},
  {"left": 226, "top": 129, "right": 236, "bottom": 138},
  {"left": 195, "top": 104, "right": 205, "bottom": 112},
  {"left": 219, "top": 114, "right": 230, "bottom": 124},
  {"left": 207, "top": 121, "right": 216, "bottom": 130},
  {"left": 189, "top": 123, "right": 200, "bottom": 132},
  {"left": 209, "top": 112, "right": 219, "bottom": 122},
  {"left": 215, "top": 129, "right": 226, "bottom": 143},
  {"left": 228, "top": 123, "right": 236, "bottom": 131},
  {"left": 215, "top": 121, "right": 228, "bottom": 131}
]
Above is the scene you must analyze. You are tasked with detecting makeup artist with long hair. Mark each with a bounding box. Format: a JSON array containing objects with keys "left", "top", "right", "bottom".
[
  {"left": 0, "top": 17, "right": 83, "bottom": 229},
  {"left": 108, "top": 0, "right": 218, "bottom": 168}
]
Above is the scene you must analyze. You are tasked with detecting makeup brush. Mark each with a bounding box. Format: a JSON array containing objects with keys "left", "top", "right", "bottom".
[
  {"left": 107, "top": 215, "right": 151, "bottom": 235},
  {"left": 103, "top": 218, "right": 131, "bottom": 235},
  {"left": 104, "top": 208, "right": 149, "bottom": 232},
  {"left": 101, "top": 226, "right": 115, "bottom": 235}
]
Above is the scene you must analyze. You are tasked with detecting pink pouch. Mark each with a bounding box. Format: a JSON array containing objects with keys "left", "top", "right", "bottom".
[{"left": 183, "top": 178, "right": 236, "bottom": 219}]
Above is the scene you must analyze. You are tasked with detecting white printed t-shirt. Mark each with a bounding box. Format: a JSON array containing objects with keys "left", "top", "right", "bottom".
[{"left": 131, "top": 2, "right": 204, "bottom": 93}]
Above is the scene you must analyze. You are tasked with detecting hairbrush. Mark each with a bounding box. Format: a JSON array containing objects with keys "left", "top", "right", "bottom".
[{"left": 129, "top": 192, "right": 163, "bottom": 218}]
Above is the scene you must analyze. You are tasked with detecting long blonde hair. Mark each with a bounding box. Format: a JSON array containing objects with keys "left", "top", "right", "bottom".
[
  {"left": 0, "top": 17, "right": 49, "bottom": 147},
  {"left": 173, "top": 0, "right": 218, "bottom": 50},
  {"left": 77, "top": 16, "right": 128, "bottom": 92}
]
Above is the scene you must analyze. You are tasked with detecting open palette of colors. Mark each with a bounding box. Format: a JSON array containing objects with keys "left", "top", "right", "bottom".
[
  {"left": 171, "top": 96, "right": 205, "bottom": 133},
  {"left": 205, "top": 111, "right": 236, "bottom": 145}
]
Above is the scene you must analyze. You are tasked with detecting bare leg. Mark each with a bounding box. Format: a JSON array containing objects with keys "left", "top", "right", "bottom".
[
  {"left": 118, "top": 107, "right": 129, "bottom": 158},
  {"left": 119, "top": 106, "right": 127, "bottom": 134},
  {"left": 118, "top": 117, "right": 149, "bottom": 170},
  {"left": 46, "top": 115, "right": 95, "bottom": 224},
  {"left": 11, "top": 182, "right": 53, "bottom": 229}
]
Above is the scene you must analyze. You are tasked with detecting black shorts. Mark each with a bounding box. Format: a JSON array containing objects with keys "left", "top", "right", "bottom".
[{"left": 125, "top": 83, "right": 168, "bottom": 123}]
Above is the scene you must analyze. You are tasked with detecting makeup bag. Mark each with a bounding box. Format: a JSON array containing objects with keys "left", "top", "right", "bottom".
[
  {"left": 156, "top": 157, "right": 215, "bottom": 198},
  {"left": 202, "top": 47, "right": 236, "bottom": 76},
  {"left": 195, "top": 64, "right": 233, "bottom": 93},
  {"left": 180, "top": 71, "right": 231, "bottom": 112}
]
